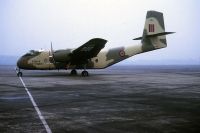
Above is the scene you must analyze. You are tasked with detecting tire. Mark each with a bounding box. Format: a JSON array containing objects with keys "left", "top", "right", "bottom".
[
  {"left": 17, "top": 72, "right": 22, "bottom": 77},
  {"left": 70, "top": 69, "right": 77, "bottom": 75},
  {"left": 81, "top": 71, "right": 89, "bottom": 77}
]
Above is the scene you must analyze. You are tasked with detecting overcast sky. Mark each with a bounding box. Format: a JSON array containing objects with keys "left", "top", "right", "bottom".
[{"left": 1, "top": 0, "right": 200, "bottom": 64}]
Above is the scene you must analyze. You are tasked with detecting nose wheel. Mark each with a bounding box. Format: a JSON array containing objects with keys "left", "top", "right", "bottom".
[
  {"left": 16, "top": 68, "right": 23, "bottom": 77},
  {"left": 17, "top": 71, "right": 23, "bottom": 77}
]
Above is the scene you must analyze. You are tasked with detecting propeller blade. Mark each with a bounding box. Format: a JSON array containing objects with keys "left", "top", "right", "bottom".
[{"left": 49, "top": 41, "right": 55, "bottom": 63}]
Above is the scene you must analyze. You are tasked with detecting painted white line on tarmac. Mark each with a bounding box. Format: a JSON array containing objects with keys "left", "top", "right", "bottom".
[{"left": 16, "top": 71, "right": 52, "bottom": 133}]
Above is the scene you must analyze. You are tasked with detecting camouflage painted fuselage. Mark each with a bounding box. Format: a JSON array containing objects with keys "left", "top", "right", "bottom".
[
  {"left": 17, "top": 11, "right": 173, "bottom": 70},
  {"left": 17, "top": 44, "right": 144, "bottom": 70}
]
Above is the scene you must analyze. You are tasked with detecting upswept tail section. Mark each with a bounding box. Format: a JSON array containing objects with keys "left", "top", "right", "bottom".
[
  {"left": 134, "top": 11, "right": 174, "bottom": 52},
  {"left": 93, "top": 11, "right": 174, "bottom": 69}
]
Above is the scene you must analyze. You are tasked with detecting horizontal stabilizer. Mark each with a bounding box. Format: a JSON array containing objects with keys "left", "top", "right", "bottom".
[{"left": 133, "top": 32, "right": 175, "bottom": 40}]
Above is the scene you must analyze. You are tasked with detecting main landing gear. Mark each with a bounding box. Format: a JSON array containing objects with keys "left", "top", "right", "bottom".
[
  {"left": 81, "top": 70, "right": 89, "bottom": 77},
  {"left": 81, "top": 64, "right": 89, "bottom": 77},
  {"left": 70, "top": 69, "right": 77, "bottom": 76},
  {"left": 70, "top": 69, "right": 89, "bottom": 77}
]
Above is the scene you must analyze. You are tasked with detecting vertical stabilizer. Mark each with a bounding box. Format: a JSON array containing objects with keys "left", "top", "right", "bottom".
[{"left": 134, "top": 11, "right": 174, "bottom": 52}]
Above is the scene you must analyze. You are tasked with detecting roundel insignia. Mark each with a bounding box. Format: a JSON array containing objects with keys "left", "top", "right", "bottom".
[{"left": 119, "top": 50, "right": 125, "bottom": 57}]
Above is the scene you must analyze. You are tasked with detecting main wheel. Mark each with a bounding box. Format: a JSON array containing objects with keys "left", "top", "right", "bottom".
[
  {"left": 81, "top": 71, "right": 89, "bottom": 77},
  {"left": 70, "top": 69, "right": 77, "bottom": 75},
  {"left": 17, "top": 72, "right": 22, "bottom": 77}
]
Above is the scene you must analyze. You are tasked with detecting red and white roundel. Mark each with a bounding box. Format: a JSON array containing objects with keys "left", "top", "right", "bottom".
[{"left": 119, "top": 50, "right": 125, "bottom": 57}]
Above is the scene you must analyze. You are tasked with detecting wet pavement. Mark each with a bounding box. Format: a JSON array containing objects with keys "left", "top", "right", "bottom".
[{"left": 0, "top": 65, "right": 200, "bottom": 133}]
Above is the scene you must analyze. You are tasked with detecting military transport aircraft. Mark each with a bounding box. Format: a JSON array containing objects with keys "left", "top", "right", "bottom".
[{"left": 16, "top": 11, "right": 174, "bottom": 77}]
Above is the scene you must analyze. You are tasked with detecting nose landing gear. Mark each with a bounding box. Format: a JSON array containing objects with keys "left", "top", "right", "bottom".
[
  {"left": 16, "top": 68, "right": 23, "bottom": 77},
  {"left": 17, "top": 72, "right": 23, "bottom": 77}
]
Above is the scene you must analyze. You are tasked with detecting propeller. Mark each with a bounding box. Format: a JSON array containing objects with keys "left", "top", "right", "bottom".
[{"left": 49, "top": 42, "right": 55, "bottom": 63}]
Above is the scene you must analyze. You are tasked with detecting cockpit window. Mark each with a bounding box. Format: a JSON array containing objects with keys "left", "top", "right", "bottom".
[{"left": 23, "top": 50, "right": 40, "bottom": 57}]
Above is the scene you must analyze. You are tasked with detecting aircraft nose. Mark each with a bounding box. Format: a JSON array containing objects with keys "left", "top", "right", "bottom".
[{"left": 17, "top": 57, "right": 26, "bottom": 69}]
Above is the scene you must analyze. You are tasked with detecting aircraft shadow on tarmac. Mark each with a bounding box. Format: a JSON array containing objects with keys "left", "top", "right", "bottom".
[
  {"left": 17, "top": 67, "right": 129, "bottom": 78},
  {"left": 19, "top": 71, "right": 116, "bottom": 78}
]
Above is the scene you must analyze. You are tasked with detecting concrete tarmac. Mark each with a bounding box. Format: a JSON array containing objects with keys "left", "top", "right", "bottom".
[{"left": 0, "top": 65, "right": 200, "bottom": 133}]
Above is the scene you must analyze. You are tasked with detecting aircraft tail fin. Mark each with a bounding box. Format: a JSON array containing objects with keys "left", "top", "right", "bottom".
[{"left": 134, "top": 11, "right": 174, "bottom": 52}]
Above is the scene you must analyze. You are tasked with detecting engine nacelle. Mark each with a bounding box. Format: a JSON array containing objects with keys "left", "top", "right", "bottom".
[{"left": 53, "top": 49, "right": 72, "bottom": 63}]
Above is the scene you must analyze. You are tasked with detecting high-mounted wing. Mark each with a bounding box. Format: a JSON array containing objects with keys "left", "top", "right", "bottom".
[
  {"left": 70, "top": 38, "right": 107, "bottom": 64},
  {"left": 72, "top": 38, "right": 107, "bottom": 58}
]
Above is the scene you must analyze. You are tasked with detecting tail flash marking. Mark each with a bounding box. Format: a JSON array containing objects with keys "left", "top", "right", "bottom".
[{"left": 149, "top": 24, "right": 155, "bottom": 32}]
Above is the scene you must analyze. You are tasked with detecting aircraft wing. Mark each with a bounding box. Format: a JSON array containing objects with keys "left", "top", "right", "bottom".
[{"left": 70, "top": 38, "right": 107, "bottom": 64}]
